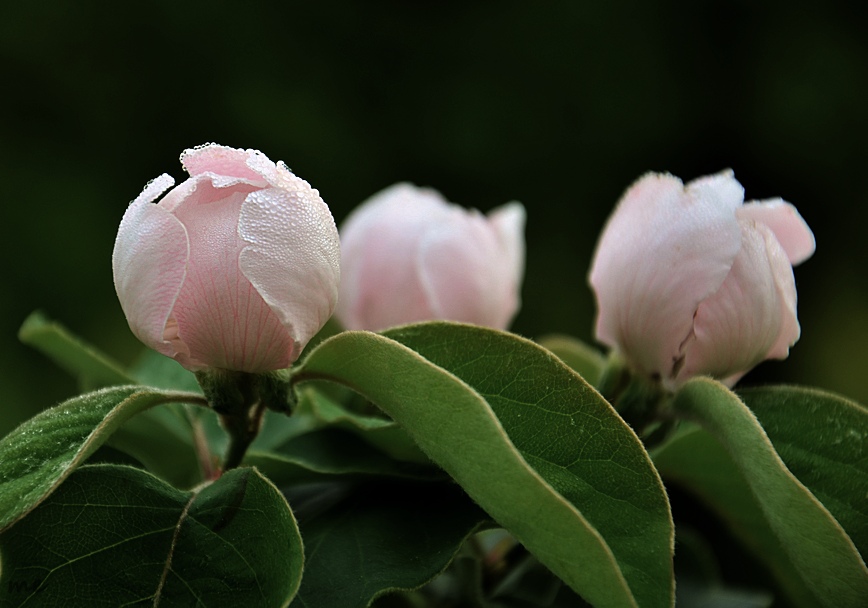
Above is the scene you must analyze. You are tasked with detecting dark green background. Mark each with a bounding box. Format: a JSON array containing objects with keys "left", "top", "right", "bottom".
[{"left": 1, "top": 0, "right": 866, "bottom": 434}]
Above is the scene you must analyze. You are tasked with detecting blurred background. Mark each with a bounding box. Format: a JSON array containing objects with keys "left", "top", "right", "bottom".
[{"left": 1, "top": 0, "right": 866, "bottom": 434}]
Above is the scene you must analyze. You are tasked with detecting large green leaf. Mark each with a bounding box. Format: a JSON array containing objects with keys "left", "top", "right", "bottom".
[
  {"left": 0, "top": 464, "right": 303, "bottom": 607},
  {"left": 671, "top": 378, "right": 868, "bottom": 607},
  {"left": 18, "top": 311, "right": 133, "bottom": 389},
  {"left": 738, "top": 385, "right": 868, "bottom": 558},
  {"left": 290, "top": 480, "right": 486, "bottom": 608},
  {"left": 293, "top": 323, "right": 674, "bottom": 608},
  {"left": 0, "top": 385, "right": 207, "bottom": 531},
  {"left": 653, "top": 424, "right": 818, "bottom": 607}
]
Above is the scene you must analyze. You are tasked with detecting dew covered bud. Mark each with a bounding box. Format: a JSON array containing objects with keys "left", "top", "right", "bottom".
[{"left": 113, "top": 144, "right": 341, "bottom": 372}]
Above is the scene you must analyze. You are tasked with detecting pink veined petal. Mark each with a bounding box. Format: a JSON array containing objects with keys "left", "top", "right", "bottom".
[
  {"left": 488, "top": 201, "right": 527, "bottom": 295},
  {"left": 738, "top": 199, "right": 816, "bottom": 266},
  {"left": 417, "top": 210, "right": 516, "bottom": 329},
  {"left": 588, "top": 171, "right": 744, "bottom": 380},
  {"left": 335, "top": 183, "right": 451, "bottom": 330},
  {"left": 239, "top": 184, "right": 341, "bottom": 360},
  {"left": 170, "top": 190, "right": 294, "bottom": 372},
  {"left": 675, "top": 220, "right": 798, "bottom": 388},
  {"left": 180, "top": 144, "right": 268, "bottom": 184},
  {"left": 112, "top": 175, "right": 189, "bottom": 361}
]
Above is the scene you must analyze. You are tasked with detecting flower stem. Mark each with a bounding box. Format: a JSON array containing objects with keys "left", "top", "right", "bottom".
[
  {"left": 195, "top": 369, "right": 275, "bottom": 472},
  {"left": 220, "top": 400, "right": 266, "bottom": 471}
]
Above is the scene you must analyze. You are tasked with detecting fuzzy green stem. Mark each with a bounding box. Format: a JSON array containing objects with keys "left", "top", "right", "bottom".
[
  {"left": 195, "top": 369, "right": 286, "bottom": 472},
  {"left": 220, "top": 400, "right": 267, "bottom": 471}
]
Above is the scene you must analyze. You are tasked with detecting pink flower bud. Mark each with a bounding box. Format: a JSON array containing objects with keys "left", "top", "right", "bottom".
[
  {"left": 113, "top": 144, "right": 341, "bottom": 372},
  {"left": 588, "top": 170, "right": 815, "bottom": 389},
  {"left": 335, "top": 183, "right": 526, "bottom": 331}
]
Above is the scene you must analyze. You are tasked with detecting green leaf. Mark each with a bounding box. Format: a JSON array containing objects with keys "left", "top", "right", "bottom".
[
  {"left": 292, "top": 387, "right": 429, "bottom": 464},
  {"left": 18, "top": 311, "right": 134, "bottom": 389},
  {"left": 244, "top": 428, "right": 438, "bottom": 486},
  {"left": 0, "top": 385, "right": 207, "bottom": 532},
  {"left": 290, "top": 480, "right": 486, "bottom": 608},
  {"left": 294, "top": 323, "right": 674, "bottom": 608},
  {"left": 738, "top": 385, "right": 868, "bottom": 558},
  {"left": 653, "top": 426, "right": 816, "bottom": 607},
  {"left": 670, "top": 378, "right": 868, "bottom": 607},
  {"left": 0, "top": 463, "right": 302, "bottom": 607},
  {"left": 129, "top": 347, "right": 202, "bottom": 393},
  {"left": 536, "top": 333, "right": 606, "bottom": 387},
  {"left": 105, "top": 402, "right": 208, "bottom": 488},
  {"left": 123, "top": 349, "right": 235, "bottom": 483},
  {"left": 16, "top": 317, "right": 219, "bottom": 487}
]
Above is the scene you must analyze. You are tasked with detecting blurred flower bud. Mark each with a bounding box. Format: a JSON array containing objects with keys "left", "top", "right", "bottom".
[
  {"left": 336, "top": 183, "right": 525, "bottom": 331},
  {"left": 588, "top": 170, "right": 815, "bottom": 389},
  {"left": 113, "top": 144, "right": 341, "bottom": 372}
]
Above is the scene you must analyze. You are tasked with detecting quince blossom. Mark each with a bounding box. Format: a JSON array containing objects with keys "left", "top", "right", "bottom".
[
  {"left": 589, "top": 170, "right": 814, "bottom": 389},
  {"left": 113, "top": 144, "right": 340, "bottom": 372}
]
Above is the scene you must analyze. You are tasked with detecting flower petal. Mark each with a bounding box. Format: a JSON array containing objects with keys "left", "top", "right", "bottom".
[
  {"left": 180, "top": 144, "right": 269, "bottom": 185},
  {"left": 738, "top": 198, "right": 816, "bottom": 265},
  {"left": 159, "top": 171, "right": 262, "bottom": 215},
  {"left": 169, "top": 188, "right": 295, "bottom": 372},
  {"left": 416, "top": 211, "right": 505, "bottom": 328},
  {"left": 588, "top": 171, "right": 744, "bottom": 379},
  {"left": 676, "top": 220, "right": 799, "bottom": 387},
  {"left": 488, "top": 201, "right": 527, "bottom": 294},
  {"left": 112, "top": 174, "right": 189, "bottom": 361},
  {"left": 239, "top": 178, "right": 341, "bottom": 358},
  {"left": 336, "top": 183, "right": 450, "bottom": 330}
]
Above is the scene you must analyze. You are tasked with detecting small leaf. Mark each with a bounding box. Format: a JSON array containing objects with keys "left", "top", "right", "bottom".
[
  {"left": 536, "top": 333, "right": 606, "bottom": 387},
  {"left": 18, "top": 311, "right": 133, "bottom": 389},
  {"left": 244, "top": 428, "right": 439, "bottom": 486},
  {"left": 0, "top": 385, "right": 207, "bottom": 531},
  {"left": 293, "top": 386, "right": 429, "bottom": 464},
  {"left": 129, "top": 347, "right": 202, "bottom": 393},
  {"left": 738, "top": 385, "right": 868, "bottom": 558},
  {"left": 105, "top": 403, "right": 206, "bottom": 488},
  {"left": 671, "top": 378, "right": 868, "bottom": 607},
  {"left": 294, "top": 323, "right": 674, "bottom": 608},
  {"left": 290, "top": 480, "right": 486, "bottom": 608},
  {"left": 0, "top": 464, "right": 303, "bottom": 607}
]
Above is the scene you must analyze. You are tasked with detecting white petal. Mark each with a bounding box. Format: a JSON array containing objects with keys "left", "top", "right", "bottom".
[
  {"left": 112, "top": 175, "right": 189, "bottom": 361},
  {"left": 738, "top": 199, "right": 816, "bottom": 265},
  {"left": 488, "top": 201, "right": 527, "bottom": 296},
  {"left": 239, "top": 183, "right": 341, "bottom": 357},
  {"left": 417, "top": 210, "right": 514, "bottom": 328},
  {"left": 676, "top": 220, "right": 799, "bottom": 386},
  {"left": 588, "top": 171, "right": 744, "bottom": 379},
  {"left": 335, "top": 183, "right": 451, "bottom": 330},
  {"left": 180, "top": 144, "right": 269, "bottom": 185}
]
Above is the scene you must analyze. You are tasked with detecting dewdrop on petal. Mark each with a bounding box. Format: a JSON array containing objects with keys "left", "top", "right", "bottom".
[{"left": 113, "top": 144, "right": 341, "bottom": 373}]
